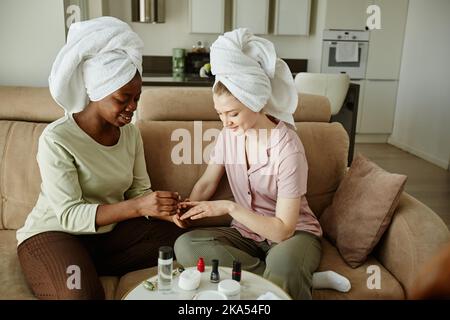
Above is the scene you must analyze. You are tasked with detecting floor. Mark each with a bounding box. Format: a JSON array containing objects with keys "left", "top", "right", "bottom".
[{"left": 355, "top": 143, "right": 450, "bottom": 229}]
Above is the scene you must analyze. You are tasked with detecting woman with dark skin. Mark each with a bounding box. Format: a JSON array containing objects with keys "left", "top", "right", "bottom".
[
  {"left": 73, "top": 72, "right": 181, "bottom": 226},
  {"left": 16, "top": 17, "right": 186, "bottom": 300}
]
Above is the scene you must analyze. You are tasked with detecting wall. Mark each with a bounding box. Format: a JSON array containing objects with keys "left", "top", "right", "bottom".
[
  {"left": 0, "top": 0, "right": 66, "bottom": 87},
  {"left": 88, "top": 0, "right": 106, "bottom": 19},
  {"left": 388, "top": 0, "right": 450, "bottom": 170},
  {"left": 106, "top": 0, "right": 326, "bottom": 72}
]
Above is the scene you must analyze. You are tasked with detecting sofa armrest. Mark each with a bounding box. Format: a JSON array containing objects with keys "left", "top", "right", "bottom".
[{"left": 374, "top": 192, "right": 449, "bottom": 296}]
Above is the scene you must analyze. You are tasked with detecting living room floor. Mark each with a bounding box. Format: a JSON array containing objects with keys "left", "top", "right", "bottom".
[{"left": 355, "top": 143, "right": 450, "bottom": 230}]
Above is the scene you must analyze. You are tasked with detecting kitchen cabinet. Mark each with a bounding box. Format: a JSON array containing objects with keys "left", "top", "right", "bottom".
[
  {"left": 233, "top": 0, "right": 269, "bottom": 35},
  {"left": 325, "top": 0, "right": 371, "bottom": 30},
  {"left": 353, "top": 80, "right": 366, "bottom": 133},
  {"left": 358, "top": 80, "right": 398, "bottom": 134},
  {"left": 189, "top": 0, "right": 225, "bottom": 34},
  {"left": 365, "top": 0, "right": 409, "bottom": 80},
  {"left": 274, "top": 0, "right": 311, "bottom": 36}
]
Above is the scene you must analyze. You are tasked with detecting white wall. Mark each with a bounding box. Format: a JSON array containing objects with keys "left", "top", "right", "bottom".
[
  {"left": 106, "top": 0, "right": 326, "bottom": 72},
  {"left": 88, "top": 0, "right": 106, "bottom": 19},
  {"left": 0, "top": 0, "right": 66, "bottom": 86},
  {"left": 388, "top": 0, "right": 450, "bottom": 170}
]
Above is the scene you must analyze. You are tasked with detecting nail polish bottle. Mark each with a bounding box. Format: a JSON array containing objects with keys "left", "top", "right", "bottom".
[
  {"left": 157, "top": 246, "right": 173, "bottom": 292},
  {"left": 210, "top": 259, "right": 220, "bottom": 283},
  {"left": 197, "top": 257, "right": 205, "bottom": 272},
  {"left": 232, "top": 260, "right": 241, "bottom": 282}
]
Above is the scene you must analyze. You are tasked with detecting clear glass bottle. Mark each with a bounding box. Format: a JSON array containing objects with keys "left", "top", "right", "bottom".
[{"left": 158, "top": 246, "right": 173, "bottom": 292}]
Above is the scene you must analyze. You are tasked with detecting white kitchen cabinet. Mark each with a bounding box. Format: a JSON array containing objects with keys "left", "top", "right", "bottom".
[
  {"left": 365, "top": 0, "right": 409, "bottom": 80},
  {"left": 189, "top": 0, "right": 225, "bottom": 34},
  {"left": 359, "top": 80, "right": 398, "bottom": 134},
  {"left": 274, "top": 0, "right": 311, "bottom": 36},
  {"left": 233, "top": 0, "right": 269, "bottom": 35},
  {"left": 325, "top": 0, "right": 371, "bottom": 30},
  {"left": 353, "top": 80, "right": 366, "bottom": 133}
]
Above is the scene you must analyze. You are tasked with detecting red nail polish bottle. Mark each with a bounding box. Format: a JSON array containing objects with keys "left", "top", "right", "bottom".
[
  {"left": 197, "top": 257, "right": 205, "bottom": 272},
  {"left": 232, "top": 260, "right": 241, "bottom": 282}
]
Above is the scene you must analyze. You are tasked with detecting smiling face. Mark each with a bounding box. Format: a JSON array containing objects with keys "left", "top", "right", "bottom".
[
  {"left": 213, "top": 93, "right": 259, "bottom": 135},
  {"left": 213, "top": 83, "right": 260, "bottom": 135},
  {"left": 96, "top": 72, "right": 142, "bottom": 127}
]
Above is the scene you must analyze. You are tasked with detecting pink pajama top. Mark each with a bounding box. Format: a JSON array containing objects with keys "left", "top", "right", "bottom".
[{"left": 210, "top": 120, "right": 322, "bottom": 244}]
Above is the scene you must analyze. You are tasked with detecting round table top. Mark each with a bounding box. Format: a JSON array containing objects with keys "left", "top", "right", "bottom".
[{"left": 123, "top": 266, "right": 292, "bottom": 300}]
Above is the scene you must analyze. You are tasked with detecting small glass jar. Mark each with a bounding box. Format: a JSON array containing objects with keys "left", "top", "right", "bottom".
[
  {"left": 172, "top": 48, "right": 185, "bottom": 76},
  {"left": 157, "top": 246, "right": 173, "bottom": 292}
]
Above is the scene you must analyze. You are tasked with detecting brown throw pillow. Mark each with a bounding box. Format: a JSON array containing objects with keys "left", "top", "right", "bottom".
[{"left": 320, "top": 153, "right": 407, "bottom": 268}]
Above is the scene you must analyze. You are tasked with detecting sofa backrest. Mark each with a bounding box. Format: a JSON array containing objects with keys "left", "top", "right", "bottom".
[
  {"left": 0, "top": 87, "right": 63, "bottom": 230},
  {"left": 0, "top": 85, "right": 348, "bottom": 231},
  {"left": 0, "top": 86, "right": 64, "bottom": 122},
  {"left": 137, "top": 87, "right": 349, "bottom": 217},
  {"left": 138, "top": 87, "right": 333, "bottom": 123}
]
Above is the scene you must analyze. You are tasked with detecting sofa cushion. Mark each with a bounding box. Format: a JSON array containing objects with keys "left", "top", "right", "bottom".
[
  {"left": 0, "top": 86, "right": 63, "bottom": 122},
  {"left": 0, "top": 121, "right": 46, "bottom": 230},
  {"left": 296, "top": 122, "right": 348, "bottom": 217},
  {"left": 138, "top": 120, "right": 234, "bottom": 200},
  {"left": 138, "top": 87, "right": 331, "bottom": 122},
  {"left": 0, "top": 230, "right": 34, "bottom": 299},
  {"left": 297, "top": 93, "right": 331, "bottom": 122},
  {"left": 374, "top": 192, "right": 450, "bottom": 297},
  {"left": 139, "top": 87, "right": 217, "bottom": 121},
  {"left": 320, "top": 154, "right": 407, "bottom": 268},
  {"left": 312, "top": 238, "right": 405, "bottom": 299}
]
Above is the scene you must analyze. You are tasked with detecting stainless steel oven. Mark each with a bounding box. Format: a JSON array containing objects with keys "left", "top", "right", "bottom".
[{"left": 321, "top": 30, "right": 369, "bottom": 80}]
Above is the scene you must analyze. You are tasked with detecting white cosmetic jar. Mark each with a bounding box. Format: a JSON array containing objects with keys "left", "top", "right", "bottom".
[
  {"left": 178, "top": 269, "right": 201, "bottom": 291},
  {"left": 218, "top": 279, "right": 241, "bottom": 300},
  {"left": 193, "top": 290, "right": 228, "bottom": 300}
]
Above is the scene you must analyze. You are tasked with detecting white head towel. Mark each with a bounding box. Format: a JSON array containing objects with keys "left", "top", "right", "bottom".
[
  {"left": 210, "top": 28, "right": 298, "bottom": 126},
  {"left": 49, "top": 16, "right": 144, "bottom": 114}
]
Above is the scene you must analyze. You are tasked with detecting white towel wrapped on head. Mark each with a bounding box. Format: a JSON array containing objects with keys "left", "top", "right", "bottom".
[
  {"left": 49, "top": 16, "right": 144, "bottom": 114},
  {"left": 210, "top": 28, "right": 298, "bottom": 126}
]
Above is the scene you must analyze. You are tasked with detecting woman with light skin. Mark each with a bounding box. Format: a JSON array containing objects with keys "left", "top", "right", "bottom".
[{"left": 174, "top": 29, "right": 323, "bottom": 300}]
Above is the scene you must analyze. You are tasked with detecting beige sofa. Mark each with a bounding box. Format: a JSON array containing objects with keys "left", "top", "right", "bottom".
[{"left": 0, "top": 86, "right": 448, "bottom": 300}]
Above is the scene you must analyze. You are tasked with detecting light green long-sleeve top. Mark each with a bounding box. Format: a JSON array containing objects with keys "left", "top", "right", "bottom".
[{"left": 16, "top": 113, "right": 151, "bottom": 245}]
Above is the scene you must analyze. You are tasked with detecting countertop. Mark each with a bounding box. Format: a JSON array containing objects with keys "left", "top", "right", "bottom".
[
  {"left": 142, "top": 72, "right": 301, "bottom": 87},
  {"left": 141, "top": 56, "right": 307, "bottom": 87},
  {"left": 142, "top": 73, "right": 214, "bottom": 87}
]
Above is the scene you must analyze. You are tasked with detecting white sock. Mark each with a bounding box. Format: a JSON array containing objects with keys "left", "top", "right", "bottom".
[{"left": 312, "top": 271, "right": 351, "bottom": 292}]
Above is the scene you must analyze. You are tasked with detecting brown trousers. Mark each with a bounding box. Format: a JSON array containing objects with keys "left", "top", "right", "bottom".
[{"left": 17, "top": 217, "right": 186, "bottom": 300}]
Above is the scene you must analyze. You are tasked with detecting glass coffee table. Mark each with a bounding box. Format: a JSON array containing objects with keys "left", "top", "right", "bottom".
[{"left": 123, "top": 266, "right": 292, "bottom": 300}]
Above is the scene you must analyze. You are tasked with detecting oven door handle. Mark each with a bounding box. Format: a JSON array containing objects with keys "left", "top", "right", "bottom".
[{"left": 329, "top": 41, "right": 367, "bottom": 46}]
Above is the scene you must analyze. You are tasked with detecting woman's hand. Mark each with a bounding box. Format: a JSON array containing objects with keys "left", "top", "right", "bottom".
[
  {"left": 172, "top": 214, "right": 191, "bottom": 228},
  {"left": 178, "top": 198, "right": 191, "bottom": 215},
  {"left": 171, "top": 198, "right": 192, "bottom": 228},
  {"left": 179, "top": 200, "right": 233, "bottom": 221},
  {"left": 136, "top": 191, "right": 179, "bottom": 217}
]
